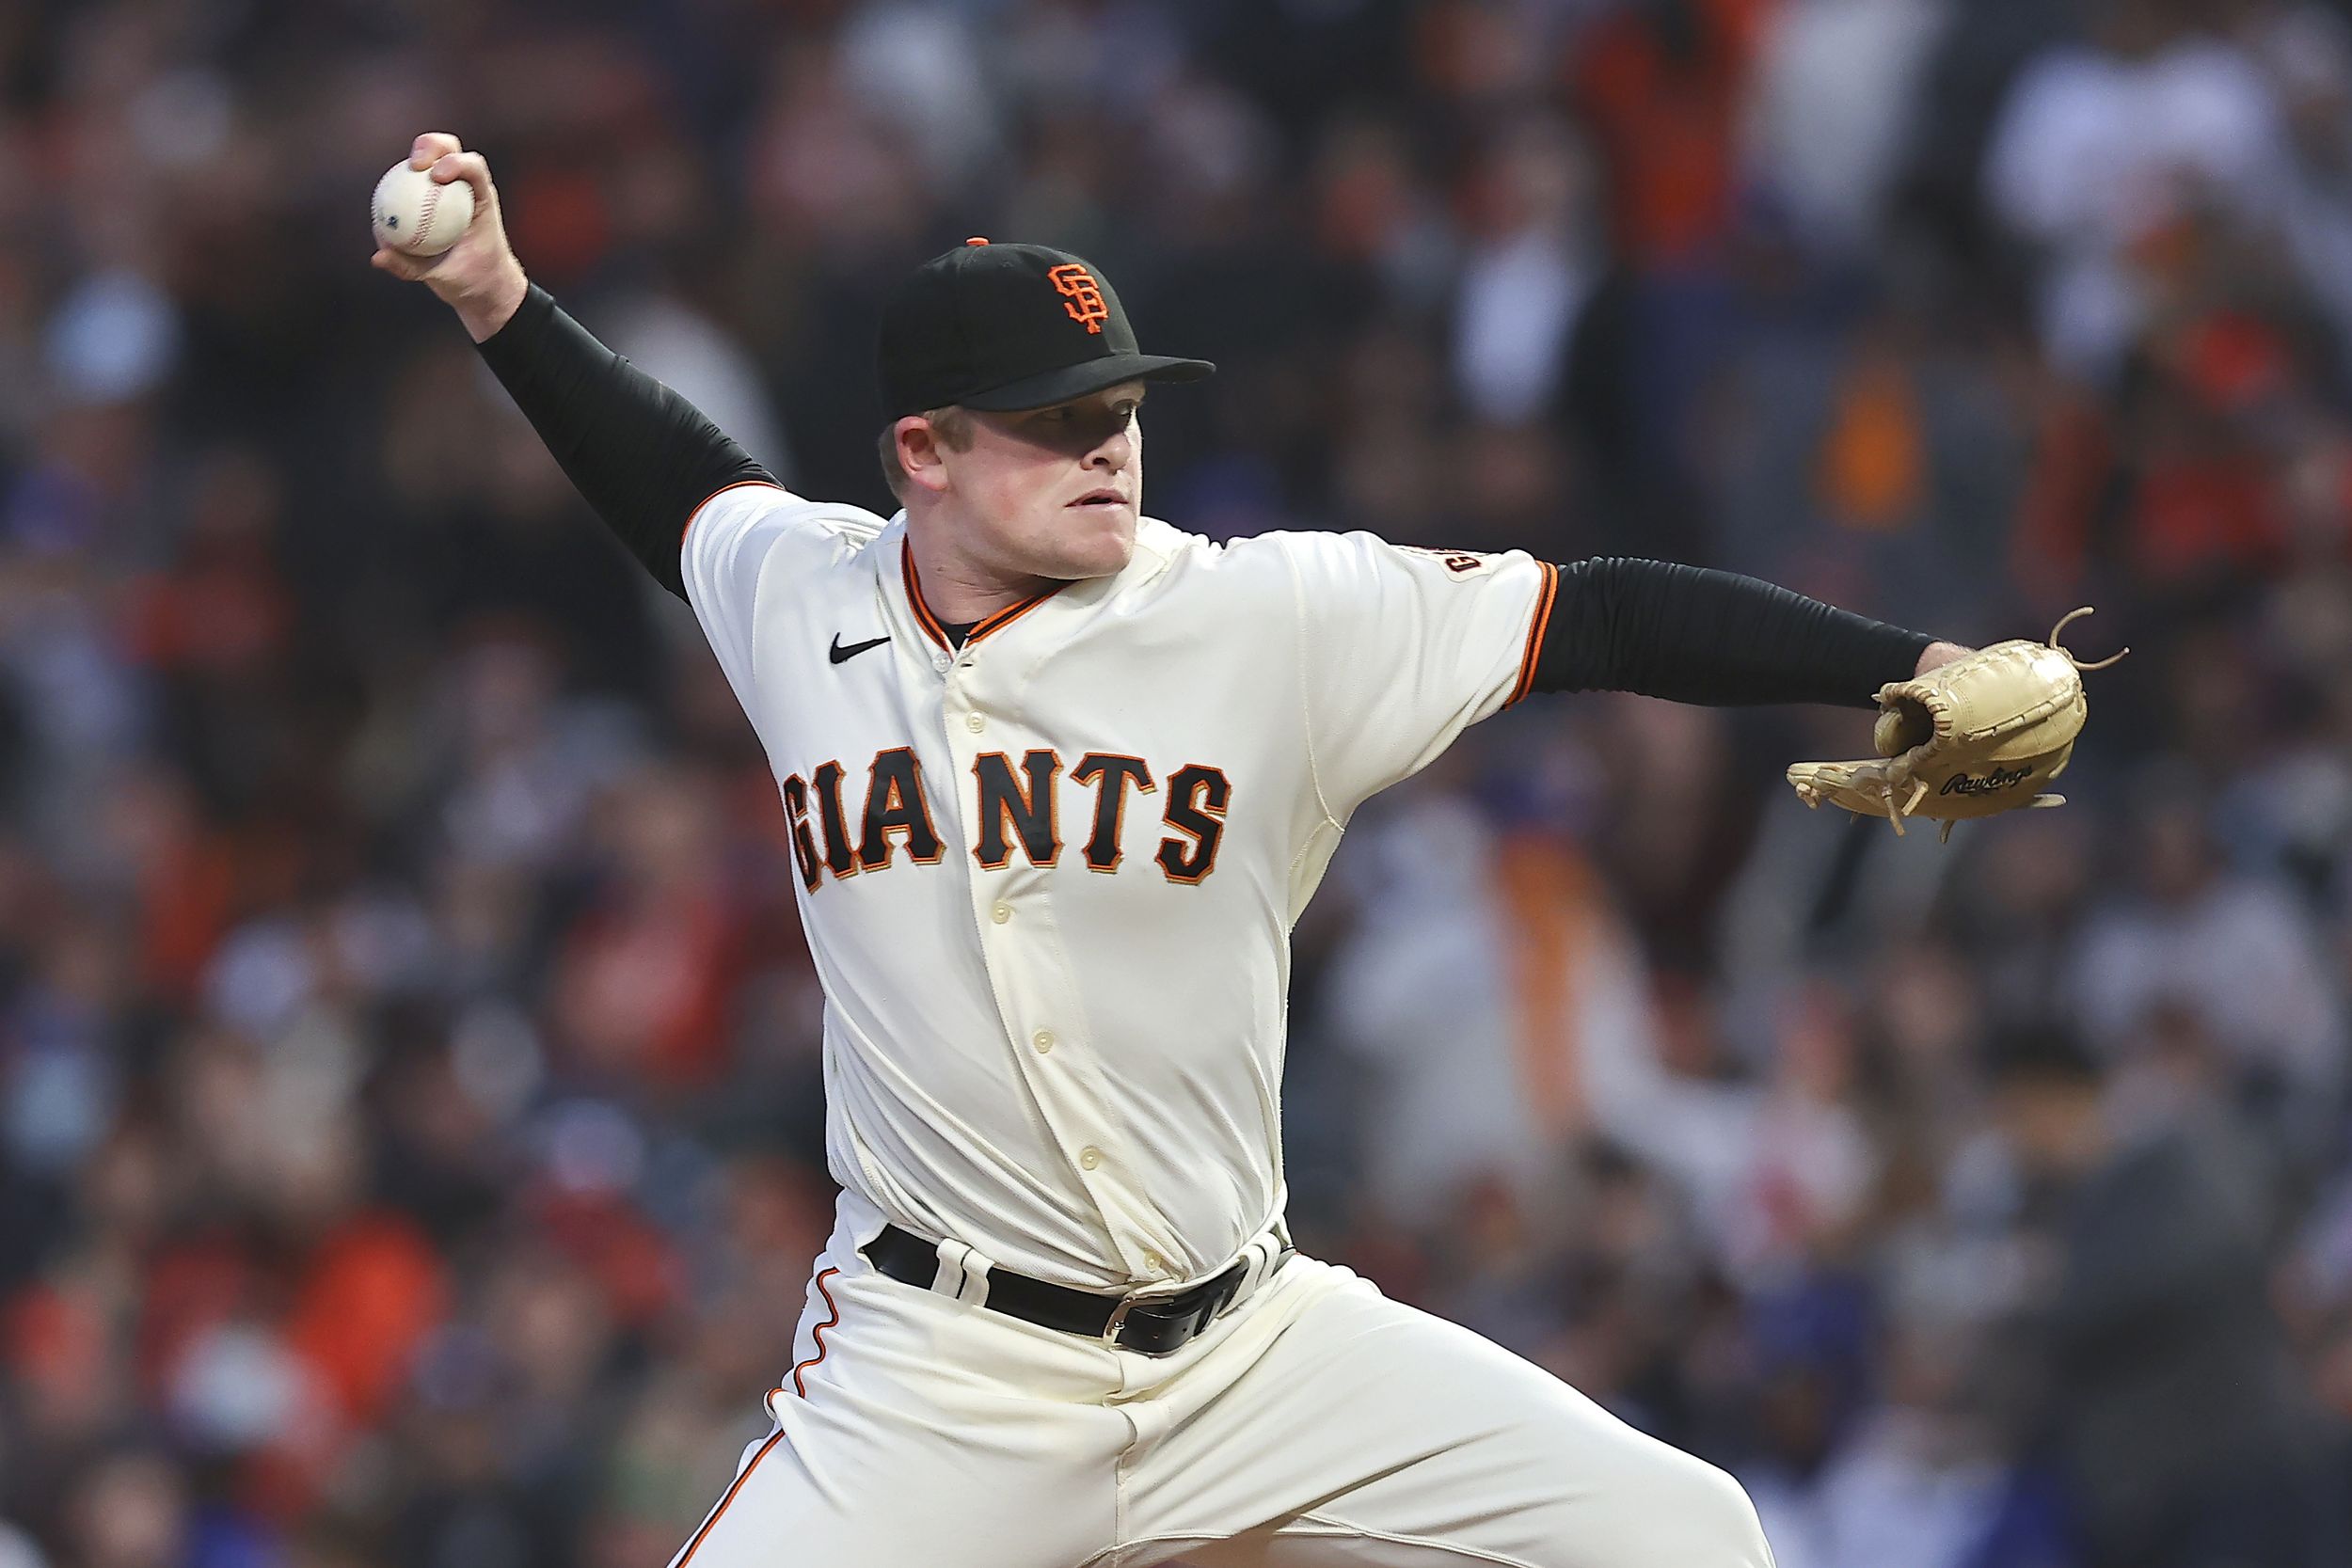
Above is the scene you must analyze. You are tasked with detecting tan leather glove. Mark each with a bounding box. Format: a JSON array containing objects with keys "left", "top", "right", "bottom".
[{"left": 1786, "top": 608, "right": 2127, "bottom": 843}]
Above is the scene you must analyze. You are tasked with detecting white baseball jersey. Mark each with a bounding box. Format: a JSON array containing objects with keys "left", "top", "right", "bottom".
[{"left": 680, "top": 482, "right": 1558, "bottom": 1291}]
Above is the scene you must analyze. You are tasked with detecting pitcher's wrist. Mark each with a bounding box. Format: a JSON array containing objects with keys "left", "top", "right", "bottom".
[
  {"left": 458, "top": 264, "right": 531, "bottom": 344},
  {"left": 1915, "top": 640, "right": 1970, "bottom": 676}
]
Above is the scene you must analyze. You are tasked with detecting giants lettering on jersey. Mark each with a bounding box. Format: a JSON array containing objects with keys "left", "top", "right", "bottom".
[{"left": 778, "top": 748, "right": 1232, "bottom": 892}]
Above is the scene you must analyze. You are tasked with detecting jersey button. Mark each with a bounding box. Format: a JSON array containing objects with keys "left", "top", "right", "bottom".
[
  {"left": 964, "top": 712, "right": 986, "bottom": 734},
  {"left": 1032, "top": 1030, "right": 1055, "bottom": 1053},
  {"left": 1142, "top": 1251, "right": 1164, "bottom": 1272},
  {"left": 1078, "top": 1147, "right": 1103, "bottom": 1170},
  {"left": 991, "top": 902, "right": 1012, "bottom": 925}
]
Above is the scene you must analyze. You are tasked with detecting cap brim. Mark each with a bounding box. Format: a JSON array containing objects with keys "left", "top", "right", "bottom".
[{"left": 958, "top": 354, "right": 1215, "bottom": 412}]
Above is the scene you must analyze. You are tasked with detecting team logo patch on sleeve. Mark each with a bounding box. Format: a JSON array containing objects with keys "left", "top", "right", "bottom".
[{"left": 1401, "top": 546, "right": 1499, "bottom": 578}]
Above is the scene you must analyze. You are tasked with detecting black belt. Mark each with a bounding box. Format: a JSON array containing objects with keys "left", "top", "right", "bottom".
[{"left": 863, "top": 1223, "right": 1290, "bottom": 1356}]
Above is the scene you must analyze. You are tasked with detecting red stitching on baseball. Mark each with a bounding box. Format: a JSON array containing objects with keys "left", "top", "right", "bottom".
[{"left": 414, "top": 178, "right": 442, "bottom": 250}]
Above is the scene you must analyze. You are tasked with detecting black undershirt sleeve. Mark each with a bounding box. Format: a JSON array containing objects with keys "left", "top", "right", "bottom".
[
  {"left": 473, "top": 282, "right": 775, "bottom": 601},
  {"left": 1530, "top": 557, "right": 1935, "bottom": 709}
]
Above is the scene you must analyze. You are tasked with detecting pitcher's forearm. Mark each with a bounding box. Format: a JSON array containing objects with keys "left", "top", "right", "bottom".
[
  {"left": 474, "top": 284, "right": 776, "bottom": 599},
  {"left": 1530, "top": 558, "right": 1937, "bottom": 709}
]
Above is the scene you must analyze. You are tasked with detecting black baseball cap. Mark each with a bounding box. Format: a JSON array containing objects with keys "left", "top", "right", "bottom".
[{"left": 877, "top": 239, "right": 1215, "bottom": 420}]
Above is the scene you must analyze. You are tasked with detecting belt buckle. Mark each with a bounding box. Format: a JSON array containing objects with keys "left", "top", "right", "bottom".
[
  {"left": 1104, "top": 1291, "right": 1197, "bottom": 1356},
  {"left": 1105, "top": 1273, "right": 1239, "bottom": 1356},
  {"left": 1101, "top": 1292, "right": 1138, "bottom": 1349}
]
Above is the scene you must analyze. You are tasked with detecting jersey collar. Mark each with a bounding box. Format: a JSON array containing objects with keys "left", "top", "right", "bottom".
[
  {"left": 899, "top": 541, "right": 1064, "bottom": 652},
  {"left": 878, "top": 515, "right": 1182, "bottom": 655}
]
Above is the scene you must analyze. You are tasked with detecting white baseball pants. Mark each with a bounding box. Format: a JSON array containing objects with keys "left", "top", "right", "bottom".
[{"left": 668, "top": 1193, "right": 1772, "bottom": 1568}]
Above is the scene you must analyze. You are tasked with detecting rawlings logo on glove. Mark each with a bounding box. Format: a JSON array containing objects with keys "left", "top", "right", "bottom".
[
  {"left": 1786, "top": 608, "right": 2127, "bottom": 843},
  {"left": 1940, "top": 764, "right": 2034, "bottom": 798}
]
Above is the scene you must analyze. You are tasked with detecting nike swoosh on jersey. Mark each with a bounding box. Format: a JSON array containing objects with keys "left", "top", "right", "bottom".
[{"left": 829, "top": 634, "right": 891, "bottom": 665}]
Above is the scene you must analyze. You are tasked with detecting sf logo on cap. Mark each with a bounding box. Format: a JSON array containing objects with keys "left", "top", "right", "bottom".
[{"left": 1048, "top": 263, "right": 1109, "bottom": 335}]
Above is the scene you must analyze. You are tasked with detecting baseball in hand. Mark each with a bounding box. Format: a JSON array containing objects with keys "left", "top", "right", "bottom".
[{"left": 372, "top": 159, "right": 474, "bottom": 257}]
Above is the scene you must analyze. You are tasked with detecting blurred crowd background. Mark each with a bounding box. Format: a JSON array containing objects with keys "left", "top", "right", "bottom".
[{"left": 2, "top": 0, "right": 2351, "bottom": 1565}]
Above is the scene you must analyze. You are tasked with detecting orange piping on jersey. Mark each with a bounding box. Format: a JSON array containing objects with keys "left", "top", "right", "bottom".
[
  {"left": 788, "top": 1268, "right": 843, "bottom": 1398},
  {"left": 679, "top": 480, "right": 781, "bottom": 549},
  {"left": 900, "top": 540, "right": 1063, "bottom": 650},
  {"left": 901, "top": 546, "right": 952, "bottom": 649},
  {"left": 1508, "top": 561, "right": 1561, "bottom": 707},
  {"left": 675, "top": 1428, "right": 787, "bottom": 1567},
  {"left": 968, "top": 588, "right": 1061, "bottom": 641}
]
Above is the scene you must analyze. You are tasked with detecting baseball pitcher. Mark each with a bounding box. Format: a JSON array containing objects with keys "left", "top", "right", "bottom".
[{"left": 375, "top": 135, "right": 2110, "bottom": 1568}]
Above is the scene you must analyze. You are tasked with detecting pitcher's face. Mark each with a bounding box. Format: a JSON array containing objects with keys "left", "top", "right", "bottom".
[{"left": 929, "top": 383, "right": 1146, "bottom": 581}]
